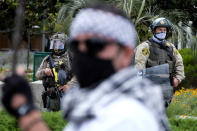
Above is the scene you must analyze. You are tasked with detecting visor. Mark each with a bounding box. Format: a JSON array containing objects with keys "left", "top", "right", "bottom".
[{"left": 50, "top": 40, "right": 64, "bottom": 50}]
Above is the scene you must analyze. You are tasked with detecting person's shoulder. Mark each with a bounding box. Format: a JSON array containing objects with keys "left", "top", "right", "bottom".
[
  {"left": 102, "top": 97, "right": 149, "bottom": 116},
  {"left": 137, "top": 40, "right": 150, "bottom": 48},
  {"left": 135, "top": 40, "right": 150, "bottom": 53},
  {"left": 59, "top": 52, "right": 70, "bottom": 58},
  {"left": 165, "top": 41, "right": 181, "bottom": 55},
  {"left": 166, "top": 41, "right": 176, "bottom": 48},
  {"left": 42, "top": 55, "right": 50, "bottom": 62},
  {"left": 93, "top": 97, "right": 160, "bottom": 131}
]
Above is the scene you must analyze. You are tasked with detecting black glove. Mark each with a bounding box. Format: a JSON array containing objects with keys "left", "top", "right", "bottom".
[{"left": 1, "top": 74, "right": 35, "bottom": 119}]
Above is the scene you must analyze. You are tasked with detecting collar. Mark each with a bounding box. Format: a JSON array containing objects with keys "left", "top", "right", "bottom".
[
  {"left": 152, "top": 35, "right": 163, "bottom": 43},
  {"left": 151, "top": 36, "right": 167, "bottom": 48}
]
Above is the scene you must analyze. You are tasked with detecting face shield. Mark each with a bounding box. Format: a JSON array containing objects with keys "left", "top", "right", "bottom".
[{"left": 50, "top": 40, "right": 65, "bottom": 50}]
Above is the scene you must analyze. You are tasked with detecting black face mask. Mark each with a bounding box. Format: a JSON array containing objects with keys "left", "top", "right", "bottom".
[{"left": 72, "top": 52, "right": 115, "bottom": 88}]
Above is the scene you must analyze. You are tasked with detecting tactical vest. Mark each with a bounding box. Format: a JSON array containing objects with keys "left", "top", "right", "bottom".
[
  {"left": 146, "top": 39, "right": 176, "bottom": 75},
  {"left": 42, "top": 55, "right": 72, "bottom": 90}
]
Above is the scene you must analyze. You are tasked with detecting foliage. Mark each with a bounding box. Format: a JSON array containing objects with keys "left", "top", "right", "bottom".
[
  {"left": 0, "top": 110, "right": 20, "bottom": 131},
  {"left": 56, "top": 0, "right": 197, "bottom": 51},
  {"left": 1, "top": 0, "right": 196, "bottom": 51},
  {"left": 0, "top": 110, "right": 67, "bottom": 131},
  {"left": 156, "top": 0, "right": 197, "bottom": 30},
  {"left": 167, "top": 87, "right": 197, "bottom": 130},
  {"left": 1, "top": 91, "right": 197, "bottom": 131},
  {"left": 0, "top": 0, "right": 67, "bottom": 34},
  {"left": 1, "top": 88, "right": 197, "bottom": 130},
  {"left": 179, "top": 48, "right": 197, "bottom": 88},
  {"left": 0, "top": 0, "right": 17, "bottom": 31},
  {"left": 169, "top": 118, "right": 197, "bottom": 131},
  {"left": 41, "top": 111, "right": 67, "bottom": 131},
  {"left": 167, "top": 88, "right": 197, "bottom": 118}
]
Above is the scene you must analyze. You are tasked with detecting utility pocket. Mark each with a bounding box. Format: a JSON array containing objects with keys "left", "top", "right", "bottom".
[
  {"left": 146, "top": 59, "right": 158, "bottom": 67},
  {"left": 42, "top": 91, "right": 49, "bottom": 108},
  {"left": 166, "top": 60, "right": 173, "bottom": 74}
]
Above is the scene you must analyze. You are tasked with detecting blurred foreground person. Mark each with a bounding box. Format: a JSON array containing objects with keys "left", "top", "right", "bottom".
[
  {"left": 62, "top": 4, "right": 170, "bottom": 131},
  {"left": 1, "top": 4, "right": 170, "bottom": 131}
]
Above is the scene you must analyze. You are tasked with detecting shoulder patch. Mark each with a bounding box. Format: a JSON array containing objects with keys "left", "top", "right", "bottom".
[
  {"left": 59, "top": 60, "right": 64, "bottom": 65},
  {"left": 174, "top": 49, "right": 179, "bottom": 55},
  {"left": 166, "top": 42, "right": 171, "bottom": 47},
  {"left": 142, "top": 48, "right": 149, "bottom": 56}
]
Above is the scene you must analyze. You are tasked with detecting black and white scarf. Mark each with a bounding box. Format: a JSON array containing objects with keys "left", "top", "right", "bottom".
[{"left": 61, "top": 66, "right": 170, "bottom": 131}]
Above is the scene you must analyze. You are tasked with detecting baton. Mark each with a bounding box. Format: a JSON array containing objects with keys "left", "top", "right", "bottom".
[{"left": 11, "top": 0, "right": 25, "bottom": 73}]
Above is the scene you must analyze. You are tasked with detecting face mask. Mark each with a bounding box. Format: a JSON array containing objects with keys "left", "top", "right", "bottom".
[
  {"left": 154, "top": 32, "right": 166, "bottom": 40},
  {"left": 72, "top": 52, "right": 115, "bottom": 88}
]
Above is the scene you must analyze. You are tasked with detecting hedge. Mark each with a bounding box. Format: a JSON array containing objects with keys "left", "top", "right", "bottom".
[{"left": 179, "top": 48, "right": 197, "bottom": 88}]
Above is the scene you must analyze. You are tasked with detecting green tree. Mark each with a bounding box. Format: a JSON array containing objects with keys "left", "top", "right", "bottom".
[
  {"left": 0, "top": 0, "right": 67, "bottom": 34},
  {"left": 57, "top": 0, "right": 197, "bottom": 54}
]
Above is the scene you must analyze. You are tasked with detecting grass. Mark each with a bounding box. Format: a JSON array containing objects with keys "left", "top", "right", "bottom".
[
  {"left": 167, "top": 87, "right": 197, "bottom": 117},
  {"left": 167, "top": 87, "right": 197, "bottom": 131},
  {"left": 41, "top": 111, "right": 67, "bottom": 131},
  {"left": 169, "top": 118, "right": 197, "bottom": 131},
  {"left": 0, "top": 87, "right": 196, "bottom": 130},
  {"left": 0, "top": 110, "right": 67, "bottom": 131}
]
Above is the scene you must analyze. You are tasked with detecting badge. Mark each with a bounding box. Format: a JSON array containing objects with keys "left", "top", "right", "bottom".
[
  {"left": 174, "top": 49, "right": 179, "bottom": 55},
  {"left": 160, "top": 20, "right": 165, "bottom": 24},
  {"left": 59, "top": 60, "right": 64, "bottom": 65},
  {"left": 142, "top": 48, "right": 149, "bottom": 56},
  {"left": 166, "top": 42, "right": 171, "bottom": 47}
]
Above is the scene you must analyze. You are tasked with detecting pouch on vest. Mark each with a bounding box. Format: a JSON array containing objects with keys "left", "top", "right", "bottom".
[
  {"left": 146, "top": 59, "right": 158, "bottom": 67},
  {"left": 166, "top": 60, "right": 173, "bottom": 74}
]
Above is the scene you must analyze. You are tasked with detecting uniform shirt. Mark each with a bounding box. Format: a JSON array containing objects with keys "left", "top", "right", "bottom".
[
  {"left": 36, "top": 52, "right": 77, "bottom": 87},
  {"left": 134, "top": 40, "right": 185, "bottom": 82}
]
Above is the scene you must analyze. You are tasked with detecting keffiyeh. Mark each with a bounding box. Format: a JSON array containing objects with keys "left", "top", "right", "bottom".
[
  {"left": 70, "top": 8, "right": 137, "bottom": 47},
  {"left": 61, "top": 67, "right": 170, "bottom": 131}
]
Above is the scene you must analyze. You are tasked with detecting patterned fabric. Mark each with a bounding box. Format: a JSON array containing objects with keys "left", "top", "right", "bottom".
[
  {"left": 62, "top": 66, "right": 170, "bottom": 131},
  {"left": 70, "top": 8, "right": 137, "bottom": 48}
]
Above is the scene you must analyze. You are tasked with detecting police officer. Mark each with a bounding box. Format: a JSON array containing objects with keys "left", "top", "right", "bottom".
[
  {"left": 36, "top": 32, "right": 76, "bottom": 111},
  {"left": 135, "top": 18, "right": 185, "bottom": 107}
]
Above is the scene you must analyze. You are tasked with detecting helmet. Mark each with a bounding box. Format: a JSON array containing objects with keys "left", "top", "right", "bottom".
[
  {"left": 150, "top": 18, "right": 173, "bottom": 32},
  {"left": 49, "top": 32, "right": 68, "bottom": 55}
]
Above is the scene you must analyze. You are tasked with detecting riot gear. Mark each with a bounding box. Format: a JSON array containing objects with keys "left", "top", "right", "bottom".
[
  {"left": 49, "top": 32, "right": 68, "bottom": 56},
  {"left": 150, "top": 18, "right": 173, "bottom": 32}
]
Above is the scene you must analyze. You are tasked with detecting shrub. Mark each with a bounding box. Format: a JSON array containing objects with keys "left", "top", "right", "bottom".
[
  {"left": 42, "top": 111, "right": 67, "bottom": 131},
  {"left": 0, "top": 110, "right": 20, "bottom": 131},
  {"left": 169, "top": 118, "right": 197, "bottom": 131},
  {"left": 0, "top": 110, "right": 66, "bottom": 131},
  {"left": 167, "top": 88, "right": 197, "bottom": 118},
  {"left": 178, "top": 48, "right": 197, "bottom": 88}
]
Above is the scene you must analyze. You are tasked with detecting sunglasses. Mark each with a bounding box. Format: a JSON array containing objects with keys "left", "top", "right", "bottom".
[{"left": 69, "top": 38, "right": 111, "bottom": 56}]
